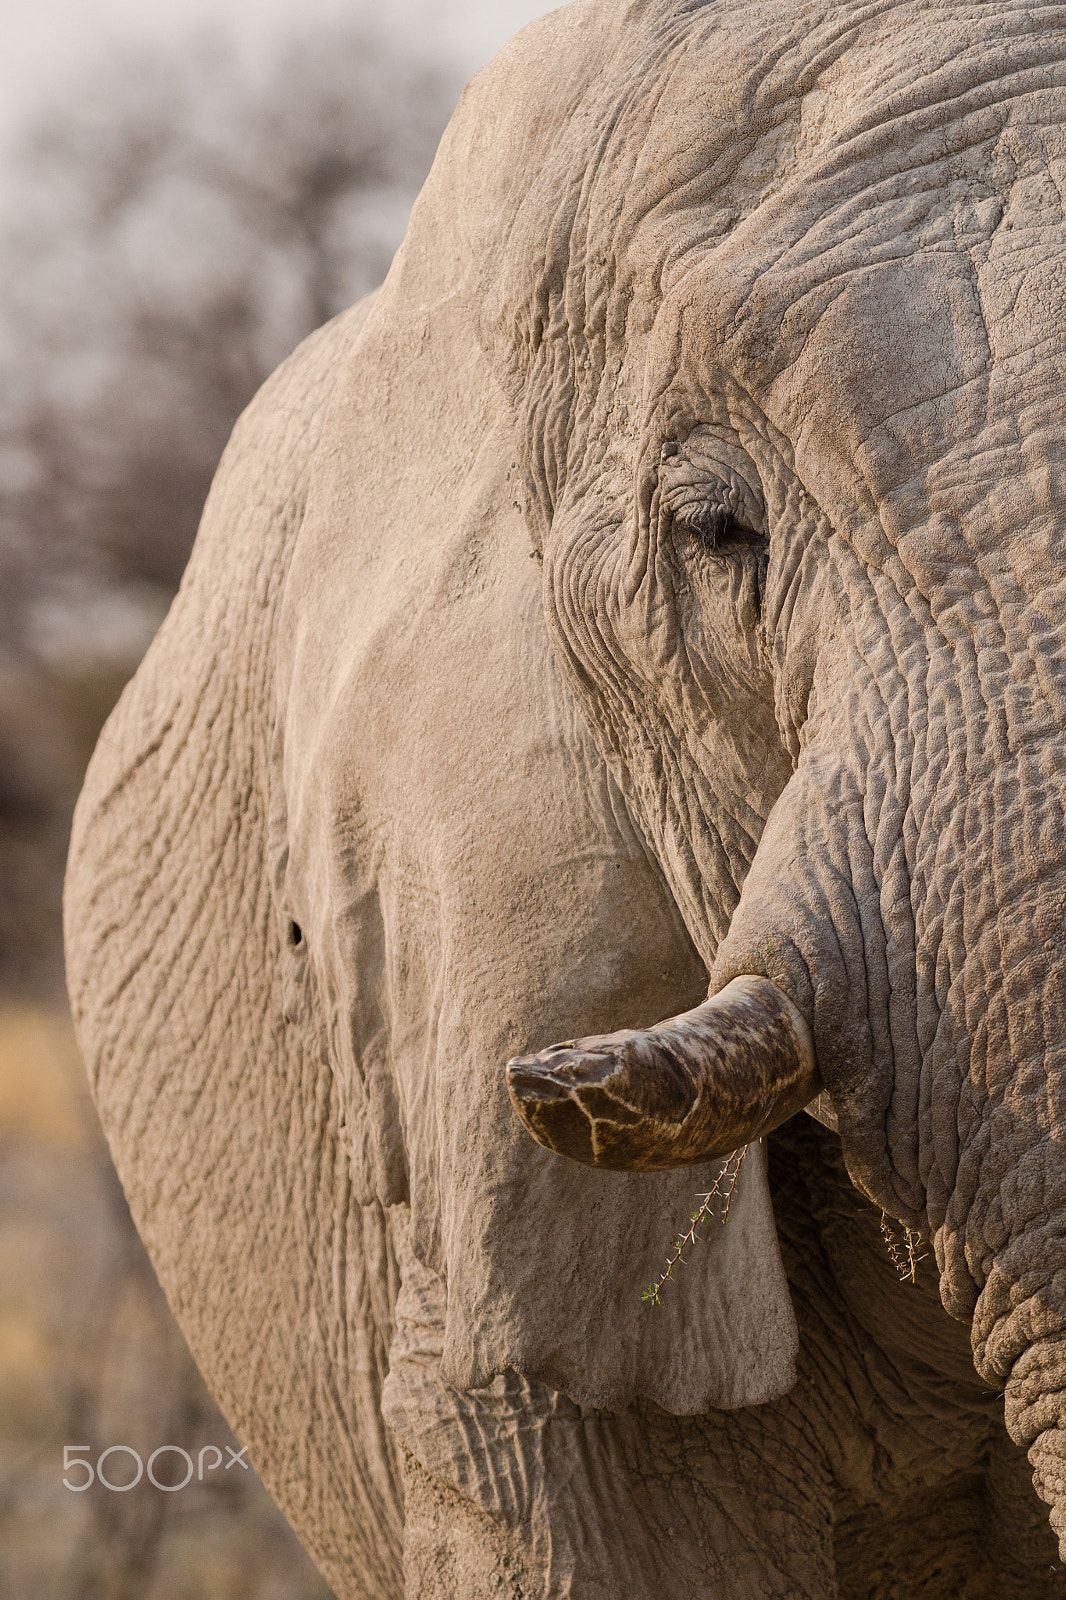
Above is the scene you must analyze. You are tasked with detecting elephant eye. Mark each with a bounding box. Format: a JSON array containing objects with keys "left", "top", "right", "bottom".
[
  {"left": 673, "top": 496, "right": 767, "bottom": 558},
  {"left": 671, "top": 487, "right": 770, "bottom": 616}
]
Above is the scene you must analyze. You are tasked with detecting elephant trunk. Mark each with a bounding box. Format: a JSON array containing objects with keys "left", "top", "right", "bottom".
[
  {"left": 708, "top": 554, "right": 1066, "bottom": 1552},
  {"left": 506, "top": 974, "right": 820, "bottom": 1169}
]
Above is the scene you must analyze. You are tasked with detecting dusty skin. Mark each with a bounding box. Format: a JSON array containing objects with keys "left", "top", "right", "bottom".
[{"left": 63, "top": 0, "right": 1066, "bottom": 1594}]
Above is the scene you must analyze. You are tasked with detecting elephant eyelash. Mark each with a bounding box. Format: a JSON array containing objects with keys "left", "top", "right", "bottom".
[
  {"left": 674, "top": 500, "right": 738, "bottom": 548},
  {"left": 670, "top": 485, "right": 765, "bottom": 555}
]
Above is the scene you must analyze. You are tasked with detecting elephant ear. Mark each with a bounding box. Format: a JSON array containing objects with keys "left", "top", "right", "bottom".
[
  {"left": 64, "top": 301, "right": 406, "bottom": 1598},
  {"left": 267, "top": 3, "right": 799, "bottom": 1419}
]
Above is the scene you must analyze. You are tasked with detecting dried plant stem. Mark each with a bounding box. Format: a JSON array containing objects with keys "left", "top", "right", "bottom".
[
  {"left": 642, "top": 1145, "right": 749, "bottom": 1307},
  {"left": 879, "top": 1212, "right": 929, "bottom": 1284}
]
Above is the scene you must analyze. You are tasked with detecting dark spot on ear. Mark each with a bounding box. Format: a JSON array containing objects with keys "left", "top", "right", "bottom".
[{"left": 289, "top": 921, "right": 303, "bottom": 948}]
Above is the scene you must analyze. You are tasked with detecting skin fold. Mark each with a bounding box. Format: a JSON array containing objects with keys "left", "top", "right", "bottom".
[{"left": 63, "top": 0, "right": 1066, "bottom": 1594}]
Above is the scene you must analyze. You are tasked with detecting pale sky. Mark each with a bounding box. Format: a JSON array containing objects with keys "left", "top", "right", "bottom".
[{"left": 0, "top": 0, "right": 561, "bottom": 149}]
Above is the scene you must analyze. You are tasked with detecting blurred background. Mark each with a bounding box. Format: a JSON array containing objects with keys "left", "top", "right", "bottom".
[{"left": 0, "top": 2, "right": 553, "bottom": 1594}]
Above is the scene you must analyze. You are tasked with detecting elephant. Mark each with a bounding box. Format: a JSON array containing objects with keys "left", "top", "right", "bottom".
[{"left": 63, "top": 0, "right": 1066, "bottom": 1593}]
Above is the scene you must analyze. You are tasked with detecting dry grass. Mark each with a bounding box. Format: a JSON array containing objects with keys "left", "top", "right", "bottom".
[{"left": 0, "top": 1004, "right": 87, "bottom": 1150}]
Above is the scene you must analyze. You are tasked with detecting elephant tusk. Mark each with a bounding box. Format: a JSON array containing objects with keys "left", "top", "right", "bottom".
[{"left": 505, "top": 975, "right": 821, "bottom": 1171}]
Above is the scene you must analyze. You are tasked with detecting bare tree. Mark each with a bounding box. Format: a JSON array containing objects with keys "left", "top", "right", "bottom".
[
  {"left": 3, "top": 23, "right": 458, "bottom": 594},
  {"left": 0, "top": 19, "right": 459, "bottom": 991}
]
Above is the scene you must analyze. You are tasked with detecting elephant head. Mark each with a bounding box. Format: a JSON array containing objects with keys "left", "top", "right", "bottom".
[
  {"left": 63, "top": 0, "right": 1066, "bottom": 1582},
  {"left": 491, "top": 0, "right": 1066, "bottom": 1550}
]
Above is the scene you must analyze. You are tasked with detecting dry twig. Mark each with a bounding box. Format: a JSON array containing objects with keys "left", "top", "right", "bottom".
[
  {"left": 642, "top": 1145, "right": 749, "bottom": 1307},
  {"left": 879, "top": 1212, "right": 929, "bottom": 1284}
]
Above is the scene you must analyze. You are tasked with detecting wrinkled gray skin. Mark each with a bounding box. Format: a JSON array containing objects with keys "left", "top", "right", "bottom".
[{"left": 64, "top": 0, "right": 1066, "bottom": 1594}]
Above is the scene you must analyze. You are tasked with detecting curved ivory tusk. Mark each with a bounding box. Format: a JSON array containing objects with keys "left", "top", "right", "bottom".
[{"left": 505, "top": 975, "right": 821, "bottom": 1171}]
